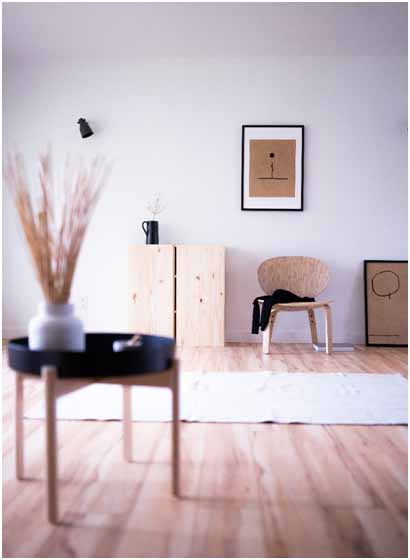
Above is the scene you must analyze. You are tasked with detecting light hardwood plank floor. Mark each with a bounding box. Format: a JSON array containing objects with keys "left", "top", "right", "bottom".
[{"left": 2, "top": 342, "right": 408, "bottom": 558}]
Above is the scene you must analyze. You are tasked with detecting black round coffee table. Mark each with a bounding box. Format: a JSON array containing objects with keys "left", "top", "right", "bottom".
[{"left": 8, "top": 333, "right": 180, "bottom": 524}]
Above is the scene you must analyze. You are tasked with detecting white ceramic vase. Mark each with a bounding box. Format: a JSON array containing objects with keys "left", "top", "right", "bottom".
[{"left": 28, "top": 303, "right": 85, "bottom": 351}]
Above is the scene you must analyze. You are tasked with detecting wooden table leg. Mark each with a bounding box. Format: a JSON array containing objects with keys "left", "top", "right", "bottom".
[
  {"left": 42, "top": 366, "right": 58, "bottom": 524},
  {"left": 171, "top": 361, "right": 180, "bottom": 497},
  {"left": 15, "top": 373, "right": 24, "bottom": 480},
  {"left": 123, "top": 386, "right": 133, "bottom": 462}
]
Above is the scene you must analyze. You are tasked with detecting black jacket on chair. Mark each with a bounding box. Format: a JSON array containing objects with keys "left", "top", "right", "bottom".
[{"left": 252, "top": 289, "right": 315, "bottom": 334}]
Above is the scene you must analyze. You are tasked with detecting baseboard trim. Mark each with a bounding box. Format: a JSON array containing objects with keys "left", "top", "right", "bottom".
[
  {"left": 3, "top": 326, "right": 364, "bottom": 345},
  {"left": 2, "top": 327, "right": 28, "bottom": 339},
  {"left": 226, "top": 329, "right": 364, "bottom": 345}
]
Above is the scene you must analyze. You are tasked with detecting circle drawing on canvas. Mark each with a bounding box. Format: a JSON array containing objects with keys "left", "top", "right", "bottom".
[{"left": 371, "top": 270, "right": 400, "bottom": 299}]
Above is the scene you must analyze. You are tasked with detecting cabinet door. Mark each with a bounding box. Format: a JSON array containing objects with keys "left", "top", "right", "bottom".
[
  {"left": 129, "top": 245, "right": 175, "bottom": 337},
  {"left": 176, "top": 245, "right": 225, "bottom": 347}
]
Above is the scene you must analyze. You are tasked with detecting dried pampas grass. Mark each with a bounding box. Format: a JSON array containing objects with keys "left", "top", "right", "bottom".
[{"left": 4, "top": 149, "right": 112, "bottom": 304}]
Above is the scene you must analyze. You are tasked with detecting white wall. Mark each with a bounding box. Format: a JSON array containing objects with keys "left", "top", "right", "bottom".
[{"left": 3, "top": 4, "right": 408, "bottom": 344}]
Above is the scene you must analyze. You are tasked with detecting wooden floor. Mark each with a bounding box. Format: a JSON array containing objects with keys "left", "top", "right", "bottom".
[{"left": 3, "top": 343, "right": 408, "bottom": 558}]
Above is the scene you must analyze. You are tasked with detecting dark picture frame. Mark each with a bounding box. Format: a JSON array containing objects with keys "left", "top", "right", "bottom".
[
  {"left": 241, "top": 125, "right": 304, "bottom": 211},
  {"left": 364, "top": 260, "right": 408, "bottom": 347}
]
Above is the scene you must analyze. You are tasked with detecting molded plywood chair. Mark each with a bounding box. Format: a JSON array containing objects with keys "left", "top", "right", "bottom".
[{"left": 257, "top": 256, "right": 333, "bottom": 355}]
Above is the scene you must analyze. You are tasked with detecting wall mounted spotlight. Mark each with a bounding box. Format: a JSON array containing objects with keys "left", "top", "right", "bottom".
[{"left": 78, "top": 118, "right": 94, "bottom": 139}]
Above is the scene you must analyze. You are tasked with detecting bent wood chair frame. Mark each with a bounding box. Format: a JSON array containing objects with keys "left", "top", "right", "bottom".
[{"left": 257, "top": 256, "right": 333, "bottom": 355}]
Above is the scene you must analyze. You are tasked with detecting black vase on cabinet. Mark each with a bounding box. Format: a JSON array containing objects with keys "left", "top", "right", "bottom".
[{"left": 141, "top": 220, "right": 159, "bottom": 244}]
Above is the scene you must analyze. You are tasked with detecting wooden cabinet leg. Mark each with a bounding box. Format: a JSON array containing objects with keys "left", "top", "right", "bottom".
[
  {"left": 307, "top": 309, "right": 318, "bottom": 345},
  {"left": 15, "top": 373, "right": 24, "bottom": 480},
  {"left": 171, "top": 361, "right": 180, "bottom": 497},
  {"left": 42, "top": 366, "right": 59, "bottom": 524},
  {"left": 123, "top": 386, "right": 133, "bottom": 462},
  {"left": 324, "top": 305, "right": 333, "bottom": 355}
]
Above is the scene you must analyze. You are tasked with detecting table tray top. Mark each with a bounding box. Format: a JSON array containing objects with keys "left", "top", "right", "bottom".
[{"left": 8, "top": 333, "right": 175, "bottom": 378}]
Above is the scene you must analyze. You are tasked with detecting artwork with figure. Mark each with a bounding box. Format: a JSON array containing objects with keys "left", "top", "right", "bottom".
[
  {"left": 365, "top": 260, "right": 408, "bottom": 346},
  {"left": 249, "top": 139, "right": 296, "bottom": 198},
  {"left": 241, "top": 125, "right": 304, "bottom": 211}
]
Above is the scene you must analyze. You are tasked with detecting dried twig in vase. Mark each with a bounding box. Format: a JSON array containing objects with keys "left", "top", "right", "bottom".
[
  {"left": 3, "top": 149, "right": 112, "bottom": 304},
  {"left": 146, "top": 193, "right": 166, "bottom": 220}
]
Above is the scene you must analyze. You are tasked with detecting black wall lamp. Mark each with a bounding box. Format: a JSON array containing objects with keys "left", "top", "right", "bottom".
[{"left": 78, "top": 118, "right": 94, "bottom": 139}]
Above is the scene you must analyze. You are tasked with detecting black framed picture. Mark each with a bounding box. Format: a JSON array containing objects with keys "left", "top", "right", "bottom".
[
  {"left": 364, "top": 260, "right": 408, "bottom": 347},
  {"left": 241, "top": 125, "right": 304, "bottom": 211}
]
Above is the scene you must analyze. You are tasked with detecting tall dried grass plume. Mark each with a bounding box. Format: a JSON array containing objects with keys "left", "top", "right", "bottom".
[{"left": 3, "top": 149, "right": 112, "bottom": 304}]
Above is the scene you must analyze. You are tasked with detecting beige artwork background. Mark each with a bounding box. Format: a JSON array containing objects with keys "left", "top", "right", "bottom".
[
  {"left": 366, "top": 262, "right": 408, "bottom": 345},
  {"left": 249, "top": 139, "right": 296, "bottom": 197}
]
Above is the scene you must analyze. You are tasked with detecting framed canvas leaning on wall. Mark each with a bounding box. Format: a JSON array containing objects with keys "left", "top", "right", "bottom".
[
  {"left": 241, "top": 125, "right": 304, "bottom": 211},
  {"left": 364, "top": 260, "right": 408, "bottom": 347}
]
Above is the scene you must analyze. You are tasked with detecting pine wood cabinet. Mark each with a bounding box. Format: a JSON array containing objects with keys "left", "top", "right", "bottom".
[
  {"left": 128, "top": 245, "right": 175, "bottom": 338},
  {"left": 128, "top": 245, "right": 225, "bottom": 346}
]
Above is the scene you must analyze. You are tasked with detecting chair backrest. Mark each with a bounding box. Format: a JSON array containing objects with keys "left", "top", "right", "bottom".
[{"left": 257, "top": 256, "right": 330, "bottom": 297}]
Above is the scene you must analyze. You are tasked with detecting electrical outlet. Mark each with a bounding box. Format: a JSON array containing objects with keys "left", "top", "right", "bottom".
[
  {"left": 78, "top": 296, "right": 88, "bottom": 314},
  {"left": 74, "top": 295, "right": 88, "bottom": 323}
]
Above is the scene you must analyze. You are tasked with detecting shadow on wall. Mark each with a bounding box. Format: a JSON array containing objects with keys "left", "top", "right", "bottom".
[
  {"left": 339, "top": 262, "right": 366, "bottom": 344},
  {"left": 225, "top": 247, "right": 269, "bottom": 337},
  {"left": 311, "top": 260, "right": 367, "bottom": 344}
]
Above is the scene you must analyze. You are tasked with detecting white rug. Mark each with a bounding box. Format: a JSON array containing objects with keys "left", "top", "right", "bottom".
[{"left": 25, "top": 372, "right": 408, "bottom": 425}]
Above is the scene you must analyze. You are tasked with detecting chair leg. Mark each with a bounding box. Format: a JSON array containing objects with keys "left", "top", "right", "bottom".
[
  {"left": 262, "top": 311, "right": 277, "bottom": 354},
  {"left": 324, "top": 305, "right": 333, "bottom": 355},
  {"left": 42, "top": 366, "right": 59, "bottom": 524},
  {"left": 123, "top": 386, "right": 133, "bottom": 462},
  {"left": 307, "top": 309, "right": 318, "bottom": 346},
  {"left": 15, "top": 373, "right": 24, "bottom": 480},
  {"left": 262, "top": 322, "right": 272, "bottom": 355},
  {"left": 171, "top": 361, "right": 180, "bottom": 497}
]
